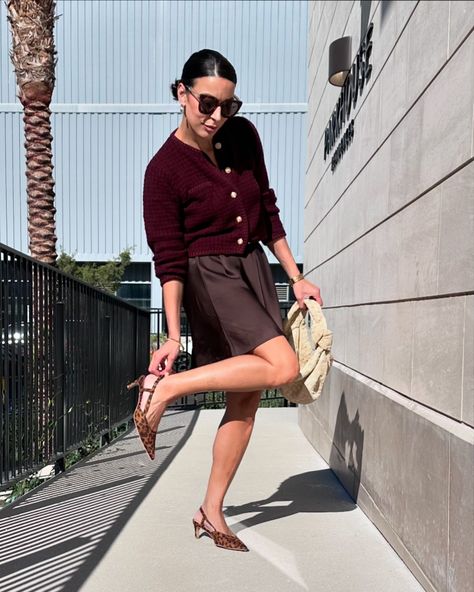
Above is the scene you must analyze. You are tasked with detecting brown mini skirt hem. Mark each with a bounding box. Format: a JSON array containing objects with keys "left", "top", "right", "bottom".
[{"left": 183, "top": 243, "right": 284, "bottom": 368}]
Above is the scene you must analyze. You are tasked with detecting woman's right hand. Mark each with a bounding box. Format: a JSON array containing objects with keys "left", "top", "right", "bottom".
[{"left": 148, "top": 339, "right": 182, "bottom": 377}]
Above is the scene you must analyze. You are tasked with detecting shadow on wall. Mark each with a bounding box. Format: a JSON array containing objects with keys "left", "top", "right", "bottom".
[
  {"left": 360, "top": 0, "right": 394, "bottom": 35},
  {"left": 380, "top": 0, "right": 394, "bottom": 25},
  {"left": 329, "top": 391, "right": 365, "bottom": 501},
  {"left": 360, "top": 0, "right": 372, "bottom": 40}
]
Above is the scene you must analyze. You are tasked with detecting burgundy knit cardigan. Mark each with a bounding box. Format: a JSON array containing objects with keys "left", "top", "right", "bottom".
[{"left": 143, "top": 116, "right": 287, "bottom": 286}]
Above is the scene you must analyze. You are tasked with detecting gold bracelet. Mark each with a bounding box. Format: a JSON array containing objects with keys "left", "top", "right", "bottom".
[
  {"left": 289, "top": 273, "right": 305, "bottom": 286},
  {"left": 167, "top": 336, "right": 184, "bottom": 351}
]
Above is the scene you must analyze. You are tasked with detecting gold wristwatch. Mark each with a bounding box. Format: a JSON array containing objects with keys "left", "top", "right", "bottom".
[{"left": 289, "top": 273, "right": 305, "bottom": 286}]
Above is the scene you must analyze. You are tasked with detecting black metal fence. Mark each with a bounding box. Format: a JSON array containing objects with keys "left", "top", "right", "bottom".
[
  {"left": 0, "top": 243, "right": 150, "bottom": 487},
  {"left": 150, "top": 304, "right": 295, "bottom": 409},
  {"left": 1, "top": 240, "right": 294, "bottom": 487}
]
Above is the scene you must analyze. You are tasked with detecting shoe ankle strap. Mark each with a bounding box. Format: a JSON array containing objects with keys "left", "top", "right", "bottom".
[
  {"left": 143, "top": 376, "right": 162, "bottom": 393},
  {"left": 199, "top": 506, "right": 216, "bottom": 532}
]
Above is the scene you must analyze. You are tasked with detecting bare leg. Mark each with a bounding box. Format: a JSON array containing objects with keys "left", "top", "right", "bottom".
[
  {"left": 193, "top": 390, "right": 261, "bottom": 535},
  {"left": 136, "top": 336, "right": 297, "bottom": 538},
  {"left": 144, "top": 335, "right": 298, "bottom": 430}
]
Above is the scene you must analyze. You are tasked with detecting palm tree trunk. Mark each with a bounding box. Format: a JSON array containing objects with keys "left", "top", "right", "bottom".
[
  {"left": 7, "top": 0, "right": 58, "bottom": 264},
  {"left": 7, "top": 0, "right": 59, "bottom": 464},
  {"left": 24, "top": 98, "right": 57, "bottom": 263}
]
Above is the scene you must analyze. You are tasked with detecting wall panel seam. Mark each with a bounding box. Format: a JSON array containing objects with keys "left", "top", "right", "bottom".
[
  {"left": 305, "top": 157, "right": 474, "bottom": 258},
  {"left": 329, "top": 361, "right": 474, "bottom": 440},
  {"left": 315, "top": 293, "right": 474, "bottom": 309}
]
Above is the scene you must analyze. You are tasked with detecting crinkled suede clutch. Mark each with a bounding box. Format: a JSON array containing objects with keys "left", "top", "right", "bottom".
[{"left": 281, "top": 299, "right": 333, "bottom": 405}]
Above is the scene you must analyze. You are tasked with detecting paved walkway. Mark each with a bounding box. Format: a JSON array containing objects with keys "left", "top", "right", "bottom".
[{"left": 0, "top": 408, "right": 423, "bottom": 592}]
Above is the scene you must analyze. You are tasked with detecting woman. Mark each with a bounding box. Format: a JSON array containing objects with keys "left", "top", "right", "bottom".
[{"left": 132, "top": 49, "right": 322, "bottom": 552}]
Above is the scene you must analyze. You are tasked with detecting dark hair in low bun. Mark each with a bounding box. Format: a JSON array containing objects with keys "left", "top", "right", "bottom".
[
  {"left": 170, "top": 79, "right": 181, "bottom": 100},
  {"left": 170, "top": 49, "right": 237, "bottom": 101}
]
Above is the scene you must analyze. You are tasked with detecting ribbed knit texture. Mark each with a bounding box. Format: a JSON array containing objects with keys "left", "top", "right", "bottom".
[{"left": 143, "top": 116, "right": 287, "bottom": 286}]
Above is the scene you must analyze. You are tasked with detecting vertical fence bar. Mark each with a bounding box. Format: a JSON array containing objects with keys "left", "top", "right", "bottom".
[
  {"left": 55, "top": 301, "right": 65, "bottom": 455},
  {"left": 11, "top": 252, "right": 18, "bottom": 479},
  {"left": 38, "top": 265, "right": 45, "bottom": 463},
  {"left": 3, "top": 251, "right": 11, "bottom": 482},
  {"left": 19, "top": 255, "right": 27, "bottom": 471},
  {"left": 105, "top": 315, "right": 111, "bottom": 434},
  {"left": 135, "top": 309, "right": 140, "bottom": 379},
  {"left": 26, "top": 258, "right": 34, "bottom": 471},
  {"left": 32, "top": 264, "right": 38, "bottom": 468},
  {"left": 46, "top": 267, "right": 53, "bottom": 458}
]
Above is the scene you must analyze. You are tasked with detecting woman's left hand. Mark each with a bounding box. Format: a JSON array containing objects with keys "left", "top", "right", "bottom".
[{"left": 292, "top": 278, "right": 323, "bottom": 309}]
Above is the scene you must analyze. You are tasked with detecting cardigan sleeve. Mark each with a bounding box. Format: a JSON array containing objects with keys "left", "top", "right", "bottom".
[
  {"left": 143, "top": 159, "right": 188, "bottom": 286},
  {"left": 246, "top": 119, "right": 287, "bottom": 244}
]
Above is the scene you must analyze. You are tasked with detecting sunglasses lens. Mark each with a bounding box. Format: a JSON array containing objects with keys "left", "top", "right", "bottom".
[
  {"left": 221, "top": 100, "right": 242, "bottom": 118},
  {"left": 198, "top": 96, "right": 219, "bottom": 115}
]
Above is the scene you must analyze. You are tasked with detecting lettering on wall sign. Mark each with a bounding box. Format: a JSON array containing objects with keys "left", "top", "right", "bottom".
[
  {"left": 324, "top": 22, "right": 374, "bottom": 172},
  {"left": 331, "top": 119, "right": 354, "bottom": 171}
]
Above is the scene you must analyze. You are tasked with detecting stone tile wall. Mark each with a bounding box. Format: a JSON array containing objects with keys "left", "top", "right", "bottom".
[{"left": 301, "top": 2, "right": 474, "bottom": 591}]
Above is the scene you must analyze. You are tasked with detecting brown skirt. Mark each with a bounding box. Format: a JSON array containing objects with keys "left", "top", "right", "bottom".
[{"left": 183, "top": 242, "right": 284, "bottom": 368}]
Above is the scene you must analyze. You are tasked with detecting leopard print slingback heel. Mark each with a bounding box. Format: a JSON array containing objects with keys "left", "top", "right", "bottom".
[
  {"left": 192, "top": 505, "right": 249, "bottom": 552},
  {"left": 127, "top": 375, "right": 162, "bottom": 461}
]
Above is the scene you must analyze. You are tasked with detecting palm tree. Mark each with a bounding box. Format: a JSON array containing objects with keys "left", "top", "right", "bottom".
[
  {"left": 7, "top": 0, "right": 58, "bottom": 264},
  {"left": 6, "top": 0, "right": 60, "bottom": 464}
]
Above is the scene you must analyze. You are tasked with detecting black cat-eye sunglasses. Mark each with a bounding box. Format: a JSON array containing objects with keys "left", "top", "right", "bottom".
[{"left": 184, "top": 84, "right": 242, "bottom": 118}]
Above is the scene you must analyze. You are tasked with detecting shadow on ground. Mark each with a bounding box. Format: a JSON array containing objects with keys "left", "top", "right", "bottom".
[
  {"left": 0, "top": 408, "right": 200, "bottom": 592},
  {"left": 226, "top": 468, "right": 356, "bottom": 534}
]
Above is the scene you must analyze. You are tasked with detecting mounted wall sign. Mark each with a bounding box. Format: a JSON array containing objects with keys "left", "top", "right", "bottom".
[{"left": 324, "top": 22, "right": 374, "bottom": 172}]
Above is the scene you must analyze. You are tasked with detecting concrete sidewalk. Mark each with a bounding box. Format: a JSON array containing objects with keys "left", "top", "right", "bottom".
[
  {"left": 80, "top": 408, "right": 423, "bottom": 592},
  {"left": 0, "top": 407, "right": 424, "bottom": 592}
]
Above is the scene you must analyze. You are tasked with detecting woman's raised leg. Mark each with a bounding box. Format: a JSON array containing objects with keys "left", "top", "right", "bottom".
[{"left": 144, "top": 335, "right": 298, "bottom": 430}]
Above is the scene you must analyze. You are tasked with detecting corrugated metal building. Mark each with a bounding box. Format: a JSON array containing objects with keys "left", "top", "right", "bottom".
[{"left": 0, "top": 0, "right": 308, "bottom": 309}]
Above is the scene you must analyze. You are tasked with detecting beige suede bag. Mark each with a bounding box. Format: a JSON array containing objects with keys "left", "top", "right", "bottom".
[{"left": 281, "top": 299, "right": 333, "bottom": 405}]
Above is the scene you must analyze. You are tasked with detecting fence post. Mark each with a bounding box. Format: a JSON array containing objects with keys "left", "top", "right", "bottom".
[
  {"left": 54, "top": 301, "right": 66, "bottom": 459},
  {"left": 104, "top": 315, "right": 111, "bottom": 433},
  {"left": 135, "top": 309, "right": 139, "bottom": 379}
]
